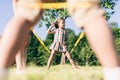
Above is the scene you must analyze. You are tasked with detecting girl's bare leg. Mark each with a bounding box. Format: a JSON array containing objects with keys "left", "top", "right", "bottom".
[
  {"left": 23, "top": 35, "right": 31, "bottom": 68},
  {"left": 0, "top": 15, "right": 32, "bottom": 68},
  {"left": 16, "top": 49, "right": 23, "bottom": 73},
  {"left": 84, "top": 15, "right": 120, "bottom": 80},
  {"left": 84, "top": 15, "right": 120, "bottom": 67},
  {"left": 65, "top": 52, "right": 78, "bottom": 69},
  {"left": 15, "top": 34, "right": 30, "bottom": 74},
  {"left": 47, "top": 50, "right": 56, "bottom": 69},
  {"left": 67, "top": 0, "right": 120, "bottom": 79},
  {"left": 16, "top": 47, "right": 27, "bottom": 73},
  {"left": 22, "top": 46, "right": 27, "bottom": 70},
  {"left": 67, "top": 0, "right": 120, "bottom": 68},
  {"left": 0, "top": 15, "right": 32, "bottom": 79}
]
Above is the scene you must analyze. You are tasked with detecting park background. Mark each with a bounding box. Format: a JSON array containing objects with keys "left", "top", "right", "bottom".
[{"left": 0, "top": 0, "right": 120, "bottom": 66}]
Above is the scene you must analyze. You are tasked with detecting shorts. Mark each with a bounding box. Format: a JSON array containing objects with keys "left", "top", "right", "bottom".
[
  {"left": 67, "top": 0, "right": 104, "bottom": 27},
  {"left": 15, "top": 0, "right": 52, "bottom": 24}
]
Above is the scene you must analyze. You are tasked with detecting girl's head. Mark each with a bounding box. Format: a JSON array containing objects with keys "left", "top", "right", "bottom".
[{"left": 56, "top": 18, "right": 65, "bottom": 29}]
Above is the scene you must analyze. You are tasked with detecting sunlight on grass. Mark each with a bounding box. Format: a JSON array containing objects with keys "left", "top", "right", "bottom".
[{"left": 9, "top": 65, "right": 103, "bottom": 80}]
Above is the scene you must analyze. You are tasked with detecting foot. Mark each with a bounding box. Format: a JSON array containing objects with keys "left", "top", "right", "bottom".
[{"left": 73, "top": 66, "right": 79, "bottom": 69}]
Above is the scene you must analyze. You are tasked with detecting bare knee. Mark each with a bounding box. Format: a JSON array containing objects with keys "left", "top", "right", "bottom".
[
  {"left": 51, "top": 50, "right": 56, "bottom": 56},
  {"left": 65, "top": 52, "right": 70, "bottom": 56}
]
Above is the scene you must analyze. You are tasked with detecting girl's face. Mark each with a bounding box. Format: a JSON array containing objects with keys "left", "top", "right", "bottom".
[{"left": 58, "top": 19, "right": 65, "bottom": 29}]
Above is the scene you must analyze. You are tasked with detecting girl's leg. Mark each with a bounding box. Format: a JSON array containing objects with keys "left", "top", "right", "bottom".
[
  {"left": 21, "top": 46, "right": 27, "bottom": 70},
  {"left": 16, "top": 46, "right": 27, "bottom": 74},
  {"left": 84, "top": 15, "right": 120, "bottom": 67},
  {"left": 67, "top": 0, "right": 120, "bottom": 79},
  {"left": 67, "top": 0, "right": 120, "bottom": 68},
  {"left": 15, "top": 34, "right": 30, "bottom": 73},
  {"left": 22, "top": 35, "right": 31, "bottom": 69},
  {"left": 83, "top": 15, "right": 120, "bottom": 80},
  {"left": 65, "top": 52, "right": 78, "bottom": 69},
  {"left": 15, "top": 49, "right": 23, "bottom": 73},
  {"left": 47, "top": 50, "right": 56, "bottom": 69},
  {"left": 0, "top": 15, "right": 32, "bottom": 68},
  {"left": 0, "top": 16, "right": 31, "bottom": 79}
]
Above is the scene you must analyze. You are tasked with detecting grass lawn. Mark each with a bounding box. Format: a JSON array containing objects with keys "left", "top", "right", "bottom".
[{"left": 9, "top": 65, "right": 103, "bottom": 80}]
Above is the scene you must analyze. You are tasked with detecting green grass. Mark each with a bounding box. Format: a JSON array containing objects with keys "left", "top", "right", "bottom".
[{"left": 9, "top": 65, "right": 103, "bottom": 80}]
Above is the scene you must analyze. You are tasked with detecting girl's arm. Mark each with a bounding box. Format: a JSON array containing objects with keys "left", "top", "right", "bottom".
[{"left": 46, "top": 23, "right": 56, "bottom": 34}]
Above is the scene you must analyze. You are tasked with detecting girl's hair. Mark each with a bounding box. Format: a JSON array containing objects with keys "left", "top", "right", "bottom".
[
  {"left": 57, "top": 17, "right": 64, "bottom": 23},
  {"left": 55, "top": 17, "right": 64, "bottom": 28},
  {"left": 54, "top": 23, "right": 59, "bottom": 28}
]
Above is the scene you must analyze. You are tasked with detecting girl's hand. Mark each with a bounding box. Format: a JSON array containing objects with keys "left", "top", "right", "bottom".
[{"left": 51, "top": 22, "right": 56, "bottom": 27}]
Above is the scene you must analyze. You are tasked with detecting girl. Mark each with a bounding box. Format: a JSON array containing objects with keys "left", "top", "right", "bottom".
[
  {"left": 0, "top": 35, "right": 30, "bottom": 74},
  {"left": 47, "top": 18, "right": 78, "bottom": 69}
]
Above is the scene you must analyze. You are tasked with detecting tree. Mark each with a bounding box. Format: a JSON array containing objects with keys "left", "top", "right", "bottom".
[
  {"left": 27, "top": 33, "right": 40, "bottom": 65},
  {"left": 101, "top": 0, "right": 117, "bottom": 20},
  {"left": 27, "top": 33, "right": 50, "bottom": 66},
  {"left": 110, "top": 22, "right": 120, "bottom": 56}
]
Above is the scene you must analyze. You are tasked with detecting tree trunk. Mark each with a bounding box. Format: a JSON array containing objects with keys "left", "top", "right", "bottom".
[
  {"left": 85, "top": 53, "right": 89, "bottom": 66},
  {"left": 60, "top": 53, "right": 66, "bottom": 65}
]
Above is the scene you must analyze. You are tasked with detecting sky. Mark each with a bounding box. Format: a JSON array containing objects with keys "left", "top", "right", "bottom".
[{"left": 0, "top": 0, "right": 120, "bottom": 40}]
